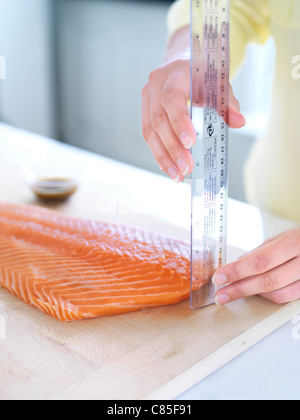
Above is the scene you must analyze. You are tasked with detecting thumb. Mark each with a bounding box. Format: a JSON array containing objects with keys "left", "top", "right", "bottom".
[{"left": 228, "top": 84, "right": 246, "bottom": 129}]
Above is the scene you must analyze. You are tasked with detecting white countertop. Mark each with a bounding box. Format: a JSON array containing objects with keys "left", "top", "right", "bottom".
[
  {"left": 179, "top": 317, "right": 300, "bottom": 400},
  {"left": 0, "top": 122, "right": 299, "bottom": 400}
]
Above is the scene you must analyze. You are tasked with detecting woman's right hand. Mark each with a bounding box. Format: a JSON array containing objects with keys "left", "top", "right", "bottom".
[{"left": 141, "top": 30, "right": 246, "bottom": 182}]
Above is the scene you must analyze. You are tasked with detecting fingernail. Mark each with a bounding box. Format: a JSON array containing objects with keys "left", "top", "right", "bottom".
[
  {"left": 215, "top": 294, "right": 230, "bottom": 306},
  {"left": 167, "top": 168, "right": 180, "bottom": 182},
  {"left": 212, "top": 273, "right": 228, "bottom": 285},
  {"left": 177, "top": 158, "right": 189, "bottom": 176},
  {"left": 180, "top": 132, "right": 193, "bottom": 149}
]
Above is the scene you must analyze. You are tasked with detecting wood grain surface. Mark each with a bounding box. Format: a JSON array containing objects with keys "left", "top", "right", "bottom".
[{"left": 0, "top": 124, "right": 299, "bottom": 400}]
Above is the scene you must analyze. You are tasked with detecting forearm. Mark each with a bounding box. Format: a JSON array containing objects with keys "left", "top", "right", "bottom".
[{"left": 165, "top": 26, "right": 190, "bottom": 63}]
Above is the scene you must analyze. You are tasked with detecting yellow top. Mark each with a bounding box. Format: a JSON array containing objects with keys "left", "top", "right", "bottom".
[{"left": 167, "top": 0, "right": 300, "bottom": 224}]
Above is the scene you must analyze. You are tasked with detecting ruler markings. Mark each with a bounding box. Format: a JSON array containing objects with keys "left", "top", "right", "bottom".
[{"left": 190, "top": 0, "right": 230, "bottom": 309}]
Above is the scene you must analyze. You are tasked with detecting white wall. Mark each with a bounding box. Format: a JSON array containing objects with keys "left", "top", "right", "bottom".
[
  {"left": 0, "top": 0, "right": 55, "bottom": 137},
  {"left": 0, "top": 0, "right": 276, "bottom": 203},
  {"left": 55, "top": 0, "right": 171, "bottom": 173},
  {"left": 229, "top": 38, "right": 276, "bottom": 201},
  {"left": 55, "top": 1, "right": 276, "bottom": 202}
]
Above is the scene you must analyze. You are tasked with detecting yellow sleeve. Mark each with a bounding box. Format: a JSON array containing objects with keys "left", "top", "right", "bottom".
[
  {"left": 230, "top": 0, "right": 271, "bottom": 74},
  {"left": 269, "top": 0, "right": 300, "bottom": 28},
  {"left": 167, "top": 0, "right": 271, "bottom": 75},
  {"left": 167, "top": 0, "right": 190, "bottom": 37}
]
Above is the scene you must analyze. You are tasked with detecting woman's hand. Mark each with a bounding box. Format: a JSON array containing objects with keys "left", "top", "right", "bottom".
[
  {"left": 213, "top": 228, "right": 300, "bottom": 305},
  {"left": 141, "top": 27, "right": 246, "bottom": 182}
]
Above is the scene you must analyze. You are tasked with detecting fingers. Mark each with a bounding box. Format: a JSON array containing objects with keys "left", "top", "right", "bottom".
[
  {"left": 215, "top": 257, "right": 300, "bottom": 305},
  {"left": 162, "top": 71, "right": 196, "bottom": 150},
  {"left": 142, "top": 61, "right": 195, "bottom": 179},
  {"left": 213, "top": 229, "right": 300, "bottom": 306},
  {"left": 150, "top": 81, "right": 194, "bottom": 177},
  {"left": 260, "top": 280, "right": 300, "bottom": 304},
  {"left": 228, "top": 85, "right": 246, "bottom": 129},
  {"left": 142, "top": 85, "right": 183, "bottom": 181},
  {"left": 228, "top": 106, "right": 247, "bottom": 129},
  {"left": 142, "top": 60, "right": 245, "bottom": 182},
  {"left": 213, "top": 232, "right": 298, "bottom": 286}
]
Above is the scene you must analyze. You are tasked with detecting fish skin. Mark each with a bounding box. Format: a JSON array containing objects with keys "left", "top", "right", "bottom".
[{"left": 0, "top": 202, "right": 192, "bottom": 322}]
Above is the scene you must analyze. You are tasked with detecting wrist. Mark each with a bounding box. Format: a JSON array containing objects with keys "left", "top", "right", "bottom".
[
  {"left": 165, "top": 26, "right": 190, "bottom": 64},
  {"left": 164, "top": 50, "right": 190, "bottom": 65}
]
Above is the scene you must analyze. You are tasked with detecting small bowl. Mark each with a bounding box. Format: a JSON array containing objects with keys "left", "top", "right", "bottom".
[{"left": 24, "top": 161, "right": 85, "bottom": 202}]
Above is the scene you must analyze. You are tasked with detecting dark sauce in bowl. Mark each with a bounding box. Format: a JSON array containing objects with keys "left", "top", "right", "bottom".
[{"left": 31, "top": 177, "right": 79, "bottom": 202}]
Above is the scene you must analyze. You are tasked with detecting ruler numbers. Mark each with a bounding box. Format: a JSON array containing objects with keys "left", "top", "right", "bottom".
[{"left": 190, "top": 0, "right": 230, "bottom": 309}]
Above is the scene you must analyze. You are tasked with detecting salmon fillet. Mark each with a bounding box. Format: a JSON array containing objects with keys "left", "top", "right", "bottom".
[{"left": 0, "top": 202, "right": 192, "bottom": 321}]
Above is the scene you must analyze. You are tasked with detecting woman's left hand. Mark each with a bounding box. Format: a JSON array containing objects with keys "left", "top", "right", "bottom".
[{"left": 213, "top": 228, "right": 300, "bottom": 305}]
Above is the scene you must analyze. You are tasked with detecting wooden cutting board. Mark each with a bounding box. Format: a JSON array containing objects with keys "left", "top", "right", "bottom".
[
  {"left": 0, "top": 211, "right": 300, "bottom": 400},
  {"left": 0, "top": 127, "right": 300, "bottom": 400},
  {"left": 1, "top": 244, "right": 300, "bottom": 401}
]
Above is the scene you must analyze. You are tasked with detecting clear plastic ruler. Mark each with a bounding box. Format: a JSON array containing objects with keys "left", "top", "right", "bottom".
[{"left": 190, "top": 0, "right": 230, "bottom": 309}]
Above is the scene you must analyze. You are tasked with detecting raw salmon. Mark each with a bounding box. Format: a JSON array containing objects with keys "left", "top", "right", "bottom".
[{"left": 0, "top": 202, "right": 192, "bottom": 321}]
